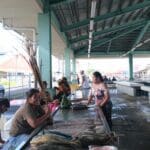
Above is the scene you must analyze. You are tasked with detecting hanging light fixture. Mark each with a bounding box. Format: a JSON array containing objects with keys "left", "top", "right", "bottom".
[
  {"left": 90, "top": 0, "right": 97, "bottom": 18},
  {"left": 89, "top": 39, "right": 92, "bottom": 45},
  {"left": 89, "top": 31, "right": 93, "bottom": 39},
  {"left": 88, "top": 0, "right": 97, "bottom": 58},
  {"left": 90, "top": 20, "right": 94, "bottom": 31}
]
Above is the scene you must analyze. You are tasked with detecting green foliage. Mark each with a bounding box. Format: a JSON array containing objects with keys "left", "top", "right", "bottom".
[
  {"left": 60, "top": 94, "right": 71, "bottom": 109},
  {"left": 0, "top": 79, "right": 16, "bottom": 88}
]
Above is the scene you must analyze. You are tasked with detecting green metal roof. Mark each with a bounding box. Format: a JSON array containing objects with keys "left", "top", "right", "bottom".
[{"left": 44, "top": 0, "right": 150, "bottom": 58}]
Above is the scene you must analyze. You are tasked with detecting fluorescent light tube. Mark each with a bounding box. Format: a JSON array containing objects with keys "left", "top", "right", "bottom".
[
  {"left": 88, "top": 44, "right": 91, "bottom": 50},
  {"left": 89, "top": 39, "right": 92, "bottom": 45},
  {"left": 144, "top": 38, "right": 150, "bottom": 43},
  {"left": 91, "top": 0, "right": 97, "bottom": 18},
  {"left": 89, "top": 31, "right": 93, "bottom": 39},
  {"left": 90, "top": 20, "right": 94, "bottom": 31},
  {"left": 136, "top": 43, "right": 142, "bottom": 48}
]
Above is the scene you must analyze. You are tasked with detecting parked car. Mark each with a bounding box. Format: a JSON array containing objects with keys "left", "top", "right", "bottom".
[{"left": 0, "top": 84, "right": 5, "bottom": 98}]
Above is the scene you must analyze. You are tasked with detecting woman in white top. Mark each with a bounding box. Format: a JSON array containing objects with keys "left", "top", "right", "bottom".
[
  {"left": 79, "top": 70, "right": 90, "bottom": 98},
  {"left": 87, "top": 71, "right": 112, "bottom": 130}
]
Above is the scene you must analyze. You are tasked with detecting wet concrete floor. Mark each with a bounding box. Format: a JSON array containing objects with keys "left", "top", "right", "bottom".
[
  {"left": 2, "top": 89, "right": 150, "bottom": 150},
  {"left": 111, "top": 90, "right": 150, "bottom": 150}
]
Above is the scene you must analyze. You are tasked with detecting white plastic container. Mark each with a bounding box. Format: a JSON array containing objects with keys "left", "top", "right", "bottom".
[{"left": 89, "top": 145, "right": 118, "bottom": 150}]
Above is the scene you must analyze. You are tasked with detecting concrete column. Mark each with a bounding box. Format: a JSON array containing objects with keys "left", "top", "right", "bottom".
[
  {"left": 64, "top": 47, "right": 71, "bottom": 81},
  {"left": 129, "top": 53, "right": 134, "bottom": 81},
  {"left": 72, "top": 58, "right": 76, "bottom": 74},
  {"left": 38, "top": 12, "right": 52, "bottom": 88}
]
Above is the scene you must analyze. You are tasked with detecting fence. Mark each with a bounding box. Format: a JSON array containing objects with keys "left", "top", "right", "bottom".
[{"left": 0, "top": 73, "right": 34, "bottom": 100}]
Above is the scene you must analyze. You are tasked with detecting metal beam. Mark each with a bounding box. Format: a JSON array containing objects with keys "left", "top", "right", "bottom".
[
  {"left": 74, "top": 24, "right": 144, "bottom": 52},
  {"left": 122, "top": 20, "right": 150, "bottom": 56},
  {"left": 62, "top": 1, "right": 150, "bottom": 32},
  {"left": 70, "top": 19, "right": 147, "bottom": 43},
  {"left": 35, "top": 0, "right": 44, "bottom": 11},
  {"left": 92, "top": 24, "right": 145, "bottom": 49},
  {"left": 75, "top": 51, "right": 125, "bottom": 57},
  {"left": 75, "top": 50, "right": 150, "bottom": 58},
  {"left": 50, "top": 0, "right": 75, "bottom": 5},
  {"left": 36, "top": 0, "right": 76, "bottom": 11}
]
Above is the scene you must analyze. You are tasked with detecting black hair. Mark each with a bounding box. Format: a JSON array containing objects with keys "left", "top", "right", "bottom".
[
  {"left": 0, "top": 98, "right": 10, "bottom": 108},
  {"left": 93, "top": 71, "right": 104, "bottom": 82},
  {"left": 80, "top": 70, "right": 84, "bottom": 74},
  {"left": 58, "top": 79, "right": 63, "bottom": 86},
  {"left": 26, "top": 88, "right": 39, "bottom": 99},
  {"left": 62, "top": 77, "right": 67, "bottom": 82},
  {"left": 42, "top": 81, "right": 47, "bottom": 86}
]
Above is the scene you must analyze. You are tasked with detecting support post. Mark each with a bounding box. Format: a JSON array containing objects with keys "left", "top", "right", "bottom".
[
  {"left": 129, "top": 53, "right": 134, "bottom": 81},
  {"left": 72, "top": 58, "right": 76, "bottom": 74},
  {"left": 38, "top": 11, "right": 52, "bottom": 88},
  {"left": 64, "top": 47, "right": 71, "bottom": 81}
]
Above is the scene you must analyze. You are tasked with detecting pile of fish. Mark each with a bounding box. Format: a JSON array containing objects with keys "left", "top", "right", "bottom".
[
  {"left": 29, "top": 118, "right": 116, "bottom": 149},
  {"left": 72, "top": 119, "right": 115, "bottom": 148},
  {"left": 71, "top": 103, "right": 88, "bottom": 110},
  {"left": 30, "top": 133, "right": 81, "bottom": 150}
]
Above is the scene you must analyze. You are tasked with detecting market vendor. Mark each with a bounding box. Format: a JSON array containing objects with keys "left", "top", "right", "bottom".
[
  {"left": 9, "top": 88, "right": 52, "bottom": 137},
  {"left": 87, "top": 71, "right": 113, "bottom": 130},
  {"left": 53, "top": 78, "right": 71, "bottom": 102}
]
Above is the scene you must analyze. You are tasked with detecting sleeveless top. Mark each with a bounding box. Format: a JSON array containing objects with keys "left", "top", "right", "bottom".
[{"left": 89, "top": 83, "right": 110, "bottom": 105}]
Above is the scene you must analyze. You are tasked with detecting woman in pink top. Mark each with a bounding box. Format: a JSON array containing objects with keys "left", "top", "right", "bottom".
[{"left": 87, "top": 71, "right": 112, "bottom": 130}]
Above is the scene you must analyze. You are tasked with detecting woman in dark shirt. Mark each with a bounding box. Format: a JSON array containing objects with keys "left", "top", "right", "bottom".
[{"left": 10, "top": 88, "right": 52, "bottom": 136}]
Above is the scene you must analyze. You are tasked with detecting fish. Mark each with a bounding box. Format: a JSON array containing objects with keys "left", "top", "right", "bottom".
[
  {"left": 30, "top": 134, "right": 81, "bottom": 150},
  {"left": 95, "top": 126, "right": 105, "bottom": 134}
]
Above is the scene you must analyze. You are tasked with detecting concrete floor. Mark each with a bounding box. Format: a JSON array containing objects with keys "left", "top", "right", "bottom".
[
  {"left": 111, "top": 90, "right": 150, "bottom": 150},
  {"left": 2, "top": 89, "right": 150, "bottom": 150}
]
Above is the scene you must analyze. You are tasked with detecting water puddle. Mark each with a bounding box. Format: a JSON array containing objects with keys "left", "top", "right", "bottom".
[
  {"left": 113, "top": 103, "right": 127, "bottom": 110},
  {"left": 139, "top": 105, "right": 150, "bottom": 122},
  {"left": 112, "top": 113, "right": 127, "bottom": 120}
]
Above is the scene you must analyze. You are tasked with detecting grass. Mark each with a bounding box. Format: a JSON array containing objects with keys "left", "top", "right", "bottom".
[{"left": 0, "top": 79, "right": 17, "bottom": 88}]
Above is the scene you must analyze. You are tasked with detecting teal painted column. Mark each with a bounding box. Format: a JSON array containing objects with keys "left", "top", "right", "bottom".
[
  {"left": 72, "top": 58, "right": 76, "bottom": 73},
  {"left": 64, "top": 47, "right": 71, "bottom": 81},
  {"left": 128, "top": 54, "right": 134, "bottom": 81},
  {"left": 38, "top": 12, "right": 52, "bottom": 88}
]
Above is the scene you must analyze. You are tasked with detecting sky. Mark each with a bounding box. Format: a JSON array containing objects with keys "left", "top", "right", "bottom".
[
  {"left": 0, "top": 23, "right": 25, "bottom": 62},
  {"left": 76, "top": 57, "right": 150, "bottom": 74}
]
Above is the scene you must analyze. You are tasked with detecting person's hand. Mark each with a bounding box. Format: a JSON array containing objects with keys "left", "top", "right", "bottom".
[
  {"left": 43, "top": 105, "right": 50, "bottom": 115},
  {"left": 40, "top": 91, "right": 47, "bottom": 103},
  {"left": 53, "top": 99, "right": 60, "bottom": 105},
  {"left": 96, "top": 101, "right": 103, "bottom": 108}
]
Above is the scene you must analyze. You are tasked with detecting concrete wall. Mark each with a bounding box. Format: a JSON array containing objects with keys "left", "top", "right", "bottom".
[
  {"left": 51, "top": 25, "right": 66, "bottom": 58},
  {"left": 51, "top": 25, "right": 74, "bottom": 79}
]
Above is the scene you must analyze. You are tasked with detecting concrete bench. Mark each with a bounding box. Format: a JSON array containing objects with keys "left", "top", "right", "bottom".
[
  {"left": 107, "top": 83, "right": 116, "bottom": 89},
  {"left": 116, "top": 81, "right": 143, "bottom": 96},
  {"left": 141, "top": 85, "right": 150, "bottom": 100}
]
